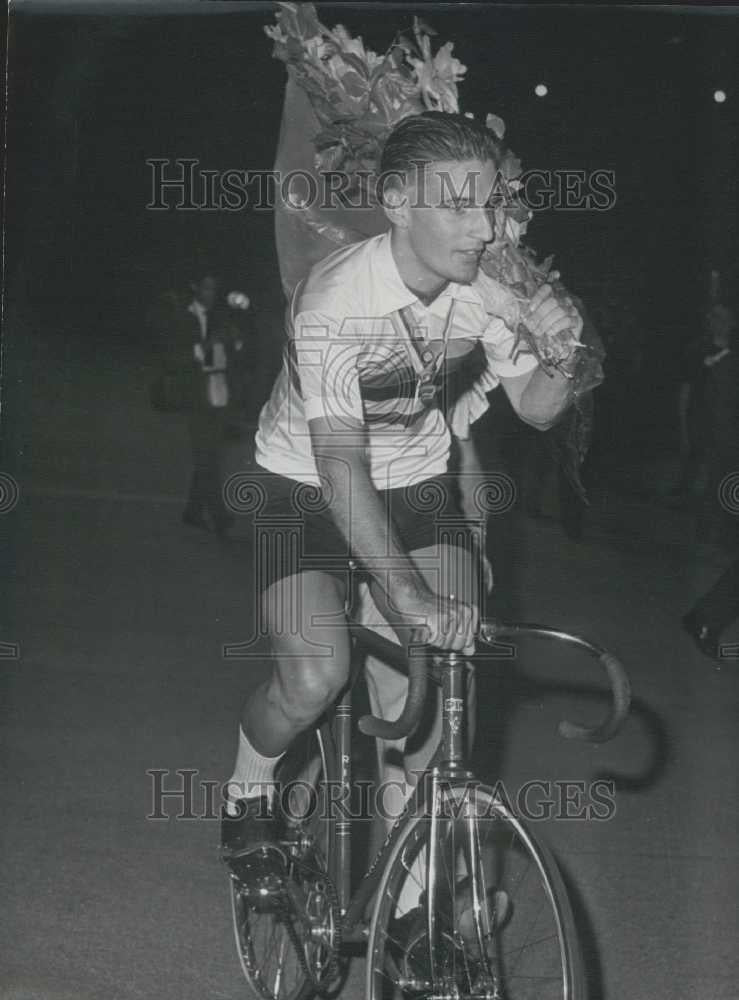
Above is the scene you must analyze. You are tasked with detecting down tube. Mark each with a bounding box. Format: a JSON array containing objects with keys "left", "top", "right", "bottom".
[{"left": 341, "top": 756, "right": 437, "bottom": 933}]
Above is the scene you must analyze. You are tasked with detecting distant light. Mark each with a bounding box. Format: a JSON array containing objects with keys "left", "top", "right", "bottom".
[
  {"left": 535, "top": 83, "right": 548, "bottom": 98},
  {"left": 713, "top": 90, "right": 727, "bottom": 104}
]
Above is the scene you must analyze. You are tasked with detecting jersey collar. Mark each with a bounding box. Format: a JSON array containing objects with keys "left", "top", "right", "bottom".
[{"left": 373, "top": 231, "right": 485, "bottom": 315}]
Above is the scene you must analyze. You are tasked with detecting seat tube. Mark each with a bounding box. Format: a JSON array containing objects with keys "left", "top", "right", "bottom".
[{"left": 333, "top": 687, "right": 352, "bottom": 912}]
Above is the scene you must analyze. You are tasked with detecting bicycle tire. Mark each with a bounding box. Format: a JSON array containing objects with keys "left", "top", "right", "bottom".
[
  {"left": 230, "top": 723, "right": 343, "bottom": 1000},
  {"left": 366, "top": 781, "right": 585, "bottom": 1000}
]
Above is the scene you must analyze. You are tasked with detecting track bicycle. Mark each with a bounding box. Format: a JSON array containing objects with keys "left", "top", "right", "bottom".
[{"left": 227, "top": 570, "right": 631, "bottom": 1000}]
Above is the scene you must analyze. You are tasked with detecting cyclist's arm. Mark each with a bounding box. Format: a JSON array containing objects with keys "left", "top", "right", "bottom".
[
  {"left": 453, "top": 433, "right": 487, "bottom": 522},
  {"left": 500, "top": 287, "right": 583, "bottom": 428},
  {"left": 480, "top": 281, "right": 584, "bottom": 430},
  {"left": 308, "top": 415, "right": 477, "bottom": 650},
  {"left": 453, "top": 434, "right": 494, "bottom": 594},
  {"left": 499, "top": 366, "right": 574, "bottom": 430}
]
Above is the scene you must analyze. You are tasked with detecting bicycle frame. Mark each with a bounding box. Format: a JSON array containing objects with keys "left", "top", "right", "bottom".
[
  {"left": 228, "top": 576, "right": 630, "bottom": 1000},
  {"left": 322, "top": 611, "right": 630, "bottom": 944},
  {"left": 328, "top": 648, "right": 470, "bottom": 943}
]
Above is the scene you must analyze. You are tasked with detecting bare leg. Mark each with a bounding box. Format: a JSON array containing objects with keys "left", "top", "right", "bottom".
[{"left": 242, "top": 570, "right": 350, "bottom": 756}]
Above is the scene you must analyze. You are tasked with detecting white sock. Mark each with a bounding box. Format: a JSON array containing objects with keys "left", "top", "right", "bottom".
[{"left": 225, "top": 726, "right": 285, "bottom": 816}]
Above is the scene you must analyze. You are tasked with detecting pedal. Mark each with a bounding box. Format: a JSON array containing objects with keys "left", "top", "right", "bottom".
[{"left": 228, "top": 846, "right": 288, "bottom": 902}]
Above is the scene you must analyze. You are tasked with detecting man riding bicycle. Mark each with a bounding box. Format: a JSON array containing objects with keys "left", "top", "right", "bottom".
[{"left": 221, "top": 111, "right": 582, "bottom": 866}]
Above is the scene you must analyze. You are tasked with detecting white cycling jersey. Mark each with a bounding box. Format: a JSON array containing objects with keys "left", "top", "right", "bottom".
[{"left": 255, "top": 231, "right": 537, "bottom": 489}]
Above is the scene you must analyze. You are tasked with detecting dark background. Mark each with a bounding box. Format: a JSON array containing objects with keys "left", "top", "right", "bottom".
[
  {"left": 4, "top": 2, "right": 739, "bottom": 455},
  {"left": 2, "top": 13, "right": 738, "bottom": 998}
]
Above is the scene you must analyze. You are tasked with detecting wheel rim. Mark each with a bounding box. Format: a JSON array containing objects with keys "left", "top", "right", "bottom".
[
  {"left": 367, "top": 787, "right": 579, "bottom": 1000},
  {"left": 231, "top": 880, "right": 311, "bottom": 1000},
  {"left": 229, "top": 728, "right": 341, "bottom": 1000}
]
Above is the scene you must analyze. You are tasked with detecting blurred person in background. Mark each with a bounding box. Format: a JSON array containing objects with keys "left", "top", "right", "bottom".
[
  {"left": 150, "top": 270, "right": 253, "bottom": 536},
  {"left": 588, "top": 287, "right": 646, "bottom": 478},
  {"left": 683, "top": 555, "right": 739, "bottom": 662},
  {"left": 679, "top": 276, "right": 738, "bottom": 662},
  {"left": 675, "top": 291, "right": 737, "bottom": 546}
]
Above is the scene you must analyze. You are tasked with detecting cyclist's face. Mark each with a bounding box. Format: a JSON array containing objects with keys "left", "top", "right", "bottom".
[{"left": 392, "top": 158, "right": 497, "bottom": 290}]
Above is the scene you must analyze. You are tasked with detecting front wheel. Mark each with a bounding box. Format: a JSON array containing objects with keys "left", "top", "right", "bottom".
[{"left": 366, "top": 781, "right": 585, "bottom": 1000}]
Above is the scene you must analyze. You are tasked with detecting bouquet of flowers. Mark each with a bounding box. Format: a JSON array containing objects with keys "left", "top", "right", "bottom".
[
  {"left": 265, "top": 3, "right": 605, "bottom": 496},
  {"left": 265, "top": 3, "right": 467, "bottom": 199},
  {"left": 479, "top": 240, "right": 604, "bottom": 394}
]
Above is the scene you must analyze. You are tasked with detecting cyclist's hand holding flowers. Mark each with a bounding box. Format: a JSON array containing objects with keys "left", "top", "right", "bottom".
[{"left": 524, "top": 283, "right": 583, "bottom": 371}]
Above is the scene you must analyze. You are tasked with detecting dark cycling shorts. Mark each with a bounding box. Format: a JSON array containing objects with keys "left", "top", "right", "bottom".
[{"left": 246, "top": 465, "right": 471, "bottom": 593}]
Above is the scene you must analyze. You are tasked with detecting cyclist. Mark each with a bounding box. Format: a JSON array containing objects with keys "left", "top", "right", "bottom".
[{"left": 221, "top": 111, "right": 582, "bottom": 867}]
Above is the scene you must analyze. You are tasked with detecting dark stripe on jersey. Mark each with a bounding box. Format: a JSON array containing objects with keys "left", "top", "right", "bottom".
[
  {"left": 360, "top": 366, "right": 418, "bottom": 401},
  {"left": 363, "top": 404, "right": 433, "bottom": 429}
]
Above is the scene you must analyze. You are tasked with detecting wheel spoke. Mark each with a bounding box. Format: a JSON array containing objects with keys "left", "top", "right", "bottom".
[
  {"left": 367, "top": 785, "right": 582, "bottom": 1000},
  {"left": 229, "top": 725, "right": 344, "bottom": 1000},
  {"left": 273, "top": 928, "right": 288, "bottom": 995}
]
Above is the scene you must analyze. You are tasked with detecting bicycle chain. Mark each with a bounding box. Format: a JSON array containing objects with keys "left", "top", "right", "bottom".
[{"left": 235, "top": 847, "right": 343, "bottom": 1000}]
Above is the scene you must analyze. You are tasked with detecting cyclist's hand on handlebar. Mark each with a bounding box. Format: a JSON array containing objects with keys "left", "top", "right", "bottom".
[
  {"left": 395, "top": 590, "right": 478, "bottom": 652},
  {"left": 432, "top": 593, "right": 478, "bottom": 651}
]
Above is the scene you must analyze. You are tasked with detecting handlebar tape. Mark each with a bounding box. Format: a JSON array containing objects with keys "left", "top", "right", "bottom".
[
  {"left": 355, "top": 627, "right": 428, "bottom": 741},
  {"left": 558, "top": 650, "right": 631, "bottom": 743}
]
